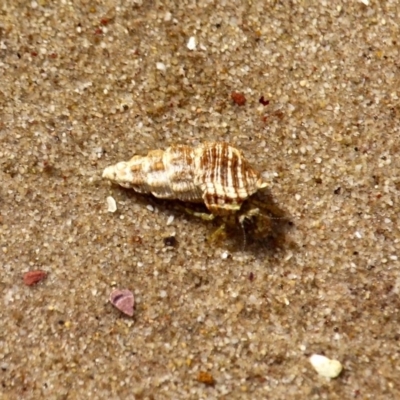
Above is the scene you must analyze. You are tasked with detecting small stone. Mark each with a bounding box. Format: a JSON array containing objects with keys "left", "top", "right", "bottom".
[
  {"left": 163, "top": 236, "right": 177, "bottom": 247},
  {"left": 106, "top": 196, "right": 117, "bottom": 212},
  {"left": 231, "top": 92, "right": 246, "bottom": 106},
  {"left": 94, "top": 147, "right": 104, "bottom": 158},
  {"left": 110, "top": 289, "right": 135, "bottom": 317},
  {"left": 23, "top": 270, "right": 47, "bottom": 286},
  {"left": 156, "top": 62, "right": 166, "bottom": 72},
  {"left": 166, "top": 215, "right": 174, "bottom": 225},
  {"left": 187, "top": 36, "right": 196, "bottom": 50},
  {"left": 221, "top": 251, "right": 229, "bottom": 259},
  {"left": 197, "top": 371, "right": 215, "bottom": 385},
  {"left": 309, "top": 354, "right": 343, "bottom": 378}
]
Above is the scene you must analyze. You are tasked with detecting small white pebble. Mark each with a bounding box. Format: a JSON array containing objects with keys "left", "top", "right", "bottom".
[
  {"left": 160, "top": 290, "right": 167, "bottom": 298},
  {"left": 94, "top": 147, "right": 104, "bottom": 158},
  {"left": 248, "top": 294, "right": 258, "bottom": 304},
  {"left": 295, "top": 194, "right": 301, "bottom": 201},
  {"left": 283, "top": 297, "right": 290, "bottom": 305},
  {"left": 0, "top": 363, "right": 8, "bottom": 371},
  {"left": 166, "top": 215, "right": 174, "bottom": 225},
  {"left": 156, "top": 62, "right": 166, "bottom": 72},
  {"left": 164, "top": 12, "right": 172, "bottom": 21},
  {"left": 309, "top": 354, "right": 343, "bottom": 378},
  {"left": 359, "top": 0, "right": 369, "bottom": 5},
  {"left": 106, "top": 196, "right": 117, "bottom": 213},
  {"left": 146, "top": 204, "right": 154, "bottom": 212},
  {"left": 221, "top": 251, "right": 229, "bottom": 259},
  {"left": 187, "top": 36, "right": 196, "bottom": 50}
]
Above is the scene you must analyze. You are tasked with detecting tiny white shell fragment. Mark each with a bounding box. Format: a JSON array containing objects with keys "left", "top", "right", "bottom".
[
  {"left": 106, "top": 196, "right": 117, "bottom": 212},
  {"left": 94, "top": 147, "right": 104, "bottom": 158},
  {"left": 110, "top": 289, "right": 135, "bottom": 317},
  {"left": 309, "top": 354, "right": 343, "bottom": 378},
  {"left": 156, "top": 62, "right": 166, "bottom": 72},
  {"left": 166, "top": 215, "right": 175, "bottom": 225},
  {"left": 187, "top": 36, "right": 196, "bottom": 50},
  {"left": 221, "top": 251, "right": 229, "bottom": 259}
]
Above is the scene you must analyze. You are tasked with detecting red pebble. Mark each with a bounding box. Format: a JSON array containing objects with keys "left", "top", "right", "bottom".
[
  {"left": 23, "top": 270, "right": 47, "bottom": 286},
  {"left": 110, "top": 289, "right": 135, "bottom": 317},
  {"left": 231, "top": 92, "right": 246, "bottom": 106}
]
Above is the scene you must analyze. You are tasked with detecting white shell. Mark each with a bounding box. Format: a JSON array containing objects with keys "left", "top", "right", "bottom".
[
  {"left": 106, "top": 196, "right": 117, "bottom": 213},
  {"left": 309, "top": 354, "right": 343, "bottom": 378}
]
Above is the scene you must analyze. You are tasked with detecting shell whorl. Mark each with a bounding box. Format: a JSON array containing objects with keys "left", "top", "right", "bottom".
[{"left": 102, "top": 142, "right": 267, "bottom": 215}]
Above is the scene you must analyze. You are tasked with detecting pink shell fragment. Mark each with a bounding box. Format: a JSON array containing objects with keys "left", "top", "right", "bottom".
[
  {"left": 110, "top": 289, "right": 134, "bottom": 316},
  {"left": 23, "top": 270, "right": 47, "bottom": 286}
]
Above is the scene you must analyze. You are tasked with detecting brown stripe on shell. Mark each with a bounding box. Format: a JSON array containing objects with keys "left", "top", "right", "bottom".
[
  {"left": 222, "top": 143, "right": 230, "bottom": 199},
  {"left": 230, "top": 145, "right": 241, "bottom": 198}
]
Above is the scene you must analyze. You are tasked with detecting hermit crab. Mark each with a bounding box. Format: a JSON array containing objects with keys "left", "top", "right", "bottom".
[{"left": 103, "top": 142, "right": 288, "bottom": 248}]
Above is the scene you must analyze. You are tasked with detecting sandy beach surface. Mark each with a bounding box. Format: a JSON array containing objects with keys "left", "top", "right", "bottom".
[{"left": 1, "top": 1, "right": 400, "bottom": 399}]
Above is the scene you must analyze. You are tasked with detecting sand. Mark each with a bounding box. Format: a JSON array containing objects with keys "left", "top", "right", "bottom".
[{"left": 1, "top": 1, "right": 400, "bottom": 399}]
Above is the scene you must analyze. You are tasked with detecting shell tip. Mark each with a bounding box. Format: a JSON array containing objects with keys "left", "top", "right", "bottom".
[{"left": 102, "top": 166, "right": 114, "bottom": 180}]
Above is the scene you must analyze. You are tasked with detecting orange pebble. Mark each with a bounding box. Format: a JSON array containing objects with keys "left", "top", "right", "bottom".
[
  {"left": 231, "top": 92, "right": 246, "bottom": 106},
  {"left": 197, "top": 371, "right": 215, "bottom": 385}
]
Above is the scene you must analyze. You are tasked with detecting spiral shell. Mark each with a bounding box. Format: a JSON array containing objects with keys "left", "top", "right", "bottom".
[{"left": 102, "top": 142, "right": 267, "bottom": 216}]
